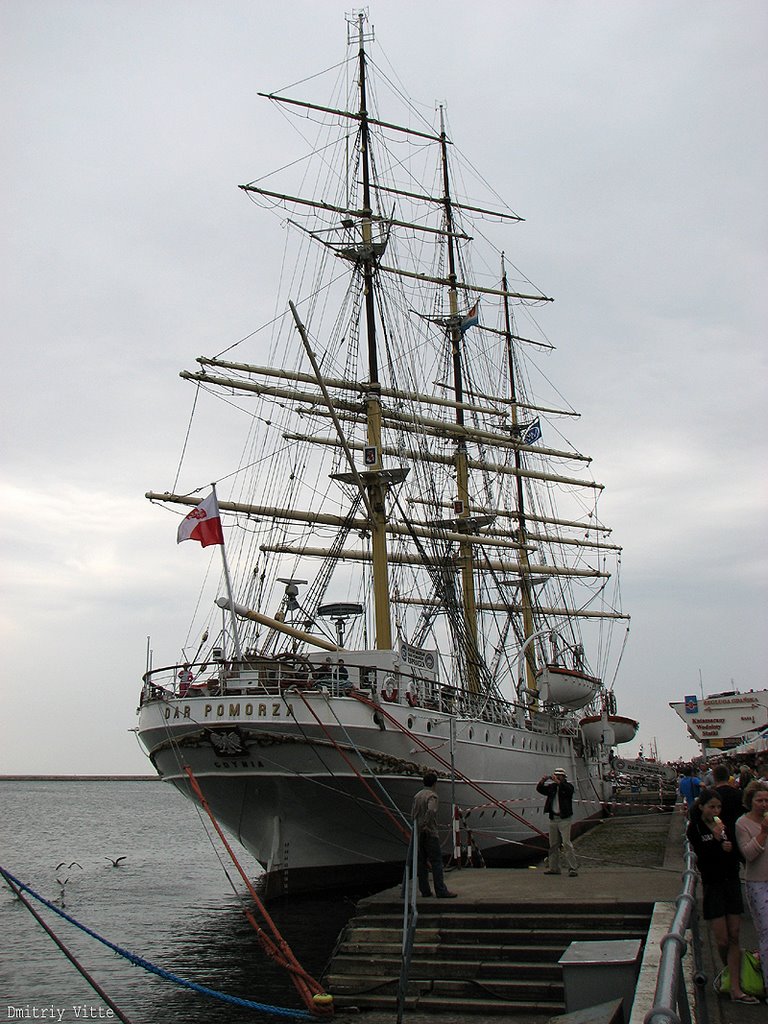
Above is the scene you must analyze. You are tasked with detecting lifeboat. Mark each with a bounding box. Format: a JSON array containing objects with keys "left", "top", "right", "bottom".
[
  {"left": 580, "top": 714, "right": 639, "bottom": 745},
  {"left": 535, "top": 664, "right": 601, "bottom": 710}
]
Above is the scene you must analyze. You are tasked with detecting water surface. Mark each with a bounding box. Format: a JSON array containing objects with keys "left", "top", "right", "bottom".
[{"left": 1, "top": 780, "right": 354, "bottom": 1023}]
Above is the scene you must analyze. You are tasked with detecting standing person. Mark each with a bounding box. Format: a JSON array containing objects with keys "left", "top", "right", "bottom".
[
  {"left": 410, "top": 772, "right": 457, "bottom": 899},
  {"left": 712, "top": 764, "right": 744, "bottom": 849},
  {"left": 537, "top": 768, "right": 578, "bottom": 877},
  {"left": 735, "top": 780, "right": 768, "bottom": 993},
  {"left": 678, "top": 765, "right": 701, "bottom": 813},
  {"left": 687, "top": 789, "right": 757, "bottom": 1004}
]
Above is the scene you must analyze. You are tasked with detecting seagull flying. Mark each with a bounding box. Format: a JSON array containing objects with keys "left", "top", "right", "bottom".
[{"left": 104, "top": 856, "right": 127, "bottom": 868}]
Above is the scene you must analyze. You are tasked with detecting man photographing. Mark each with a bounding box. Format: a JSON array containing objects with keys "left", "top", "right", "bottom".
[{"left": 537, "top": 768, "right": 578, "bottom": 877}]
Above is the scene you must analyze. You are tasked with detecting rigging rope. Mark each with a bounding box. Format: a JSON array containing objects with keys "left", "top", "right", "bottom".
[
  {"left": 293, "top": 690, "right": 411, "bottom": 843},
  {"left": 351, "top": 690, "right": 546, "bottom": 838}
]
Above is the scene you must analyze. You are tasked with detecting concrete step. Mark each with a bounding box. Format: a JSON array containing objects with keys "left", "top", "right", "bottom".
[
  {"left": 339, "top": 925, "right": 648, "bottom": 949},
  {"left": 325, "top": 894, "right": 651, "bottom": 1017},
  {"left": 360, "top": 917, "right": 651, "bottom": 933},
  {"left": 330, "top": 991, "right": 564, "bottom": 1015},
  {"left": 364, "top": 897, "right": 652, "bottom": 915},
  {"left": 327, "top": 973, "right": 565, "bottom": 1001},
  {"left": 329, "top": 954, "right": 564, "bottom": 978}
]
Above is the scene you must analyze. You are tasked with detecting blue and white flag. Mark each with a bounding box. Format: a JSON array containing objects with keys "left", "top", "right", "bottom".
[
  {"left": 522, "top": 418, "right": 542, "bottom": 445},
  {"left": 459, "top": 300, "right": 479, "bottom": 336}
]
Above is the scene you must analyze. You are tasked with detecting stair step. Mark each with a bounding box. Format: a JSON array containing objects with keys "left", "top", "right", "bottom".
[
  {"left": 363, "top": 899, "right": 652, "bottom": 916},
  {"left": 330, "top": 992, "right": 565, "bottom": 1015},
  {"left": 341, "top": 926, "right": 647, "bottom": 947},
  {"left": 336, "top": 941, "right": 601, "bottom": 960},
  {"left": 325, "top": 896, "right": 650, "bottom": 1016},
  {"left": 326, "top": 973, "right": 565, "bottom": 1000},
  {"left": 358, "top": 912, "right": 651, "bottom": 930},
  {"left": 329, "top": 956, "right": 564, "bottom": 979}
]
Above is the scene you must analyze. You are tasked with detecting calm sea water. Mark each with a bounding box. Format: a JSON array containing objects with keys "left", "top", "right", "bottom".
[{"left": 1, "top": 781, "right": 356, "bottom": 1024}]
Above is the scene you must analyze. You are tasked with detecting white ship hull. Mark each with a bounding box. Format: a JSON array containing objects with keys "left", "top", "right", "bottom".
[
  {"left": 137, "top": 680, "right": 608, "bottom": 896},
  {"left": 137, "top": 14, "right": 632, "bottom": 900}
]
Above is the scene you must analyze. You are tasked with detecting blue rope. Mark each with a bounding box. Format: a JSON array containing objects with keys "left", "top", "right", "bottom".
[{"left": 0, "top": 866, "right": 314, "bottom": 1021}]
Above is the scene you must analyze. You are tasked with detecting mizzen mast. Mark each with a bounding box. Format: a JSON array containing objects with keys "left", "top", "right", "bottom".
[
  {"left": 501, "top": 254, "right": 538, "bottom": 695},
  {"left": 438, "top": 106, "right": 481, "bottom": 693}
]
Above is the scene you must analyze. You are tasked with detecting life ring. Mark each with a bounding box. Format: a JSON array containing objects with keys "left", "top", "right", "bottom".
[
  {"left": 405, "top": 683, "right": 419, "bottom": 707},
  {"left": 606, "top": 691, "right": 617, "bottom": 716},
  {"left": 381, "top": 677, "right": 398, "bottom": 702}
]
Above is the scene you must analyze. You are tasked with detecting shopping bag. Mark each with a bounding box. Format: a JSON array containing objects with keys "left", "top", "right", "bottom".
[
  {"left": 741, "top": 950, "right": 766, "bottom": 998},
  {"left": 713, "top": 950, "right": 765, "bottom": 998}
]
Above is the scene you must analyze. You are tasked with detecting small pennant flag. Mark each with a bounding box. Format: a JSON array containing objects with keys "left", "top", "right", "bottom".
[
  {"left": 522, "top": 418, "right": 542, "bottom": 445},
  {"left": 459, "top": 300, "right": 479, "bottom": 336},
  {"left": 177, "top": 490, "right": 224, "bottom": 547}
]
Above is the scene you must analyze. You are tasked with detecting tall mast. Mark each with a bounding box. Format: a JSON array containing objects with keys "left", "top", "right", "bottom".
[
  {"left": 501, "top": 255, "right": 538, "bottom": 694},
  {"left": 352, "top": 11, "right": 393, "bottom": 650},
  {"left": 439, "top": 106, "right": 480, "bottom": 693}
]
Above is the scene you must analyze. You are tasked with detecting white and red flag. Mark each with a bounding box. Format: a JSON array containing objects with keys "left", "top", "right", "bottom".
[{"left": 177, "top": 490, "right": 224, "bottom": 547}]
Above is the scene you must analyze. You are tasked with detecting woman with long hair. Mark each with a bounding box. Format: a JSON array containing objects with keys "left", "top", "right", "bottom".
[
  {"left": 735, "top": 780, "right": 768, "bottom": 992},
  {"left": 688, "top": 788, "right": 757, "bottom": 1003}
]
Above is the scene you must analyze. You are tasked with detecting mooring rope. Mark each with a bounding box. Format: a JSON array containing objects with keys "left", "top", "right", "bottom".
[
  {"left": 181, "top": 766, "right": 333, "bottom": 1018},
  {"left": 0, "top": 866, "right": 314, "bottom": 1021},
  {"left": 1, "top": 869, "right": 133, "bottom": 1023}
]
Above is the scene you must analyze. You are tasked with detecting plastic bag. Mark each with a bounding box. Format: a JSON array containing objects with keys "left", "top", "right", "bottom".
[{"left": 713, "top": 950, "right": 766, "bottom": 998}]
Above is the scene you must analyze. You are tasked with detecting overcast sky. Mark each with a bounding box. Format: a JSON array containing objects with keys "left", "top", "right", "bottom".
[{"left": 1, "top": 1, "right": 766, "bottom": 774}]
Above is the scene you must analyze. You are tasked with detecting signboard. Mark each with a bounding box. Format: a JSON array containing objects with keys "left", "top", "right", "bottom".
[{"left": 670, "top": 690, "right": 768, "bottom": 743}]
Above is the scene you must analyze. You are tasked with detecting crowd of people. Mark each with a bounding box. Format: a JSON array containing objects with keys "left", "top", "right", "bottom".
[{"left": 678, "top": 755, "right": 768, "bottom": 1004}]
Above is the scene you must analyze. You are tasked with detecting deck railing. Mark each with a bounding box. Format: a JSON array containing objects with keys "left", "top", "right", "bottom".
[
  {"left": 642, "top": 836, "right": 700, "bottom": 1024},
  {"left": 140, "top": 659, "right": 582, "bottom": 738}
]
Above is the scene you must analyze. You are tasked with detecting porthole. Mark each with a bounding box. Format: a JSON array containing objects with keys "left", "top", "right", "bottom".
[
  {"left": 485, "top": 731, "right": 489, "bottom": 743},
  {"left": 426, "top": 721, "right": 432, "bottom": 733},
  {"left": 468, "top": 728, "right": 474, "bottom": 740},
  {"left": 407, "top": 717, "right": 414, "bottom": 729}
]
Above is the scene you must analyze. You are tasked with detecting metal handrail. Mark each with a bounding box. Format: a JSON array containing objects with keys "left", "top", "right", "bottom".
[
  {"left": 397, "top": 830, "right": 419, "bottom": 1024},
  {"left": 643, "top": 838, "right": 701, "bottom": 1024}
]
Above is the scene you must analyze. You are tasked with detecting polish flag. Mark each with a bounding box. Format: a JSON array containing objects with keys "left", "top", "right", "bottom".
[{"left": 177, "top": 490, "right": 224, "bottom": 547}]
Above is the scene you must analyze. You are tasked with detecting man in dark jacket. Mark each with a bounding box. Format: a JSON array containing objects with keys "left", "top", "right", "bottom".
[
  {"left": 712, "top": 763, "right": 744, "bottom": 855},
  {"left": 537, "top": 768, "right": 578, "bottom": 876}
]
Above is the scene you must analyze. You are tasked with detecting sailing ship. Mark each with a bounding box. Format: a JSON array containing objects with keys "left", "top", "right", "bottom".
[{"left": 136, "top": 12, "right": 634, "bottom": 897}]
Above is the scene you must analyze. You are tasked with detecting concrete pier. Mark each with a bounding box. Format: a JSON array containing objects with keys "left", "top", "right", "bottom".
[{"left": 328, "top": 810, "right": 762, "bottom": 1024}]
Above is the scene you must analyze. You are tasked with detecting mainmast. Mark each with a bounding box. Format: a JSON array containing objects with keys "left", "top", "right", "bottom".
[
  {"left": 351, "top": 11, "right": 394, "bottom": 650},
  {"left": 439, "top": 106, "right": 481, "bottom": 694}
]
